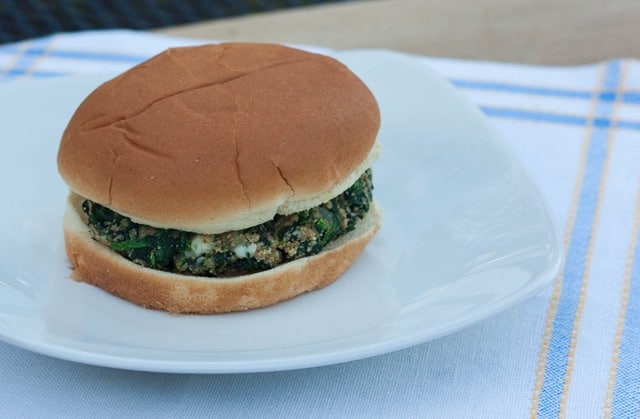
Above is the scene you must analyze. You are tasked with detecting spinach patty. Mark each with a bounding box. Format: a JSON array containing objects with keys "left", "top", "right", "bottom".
[{"left": 83, "top": 169, "right": 373, "bottom": 277}]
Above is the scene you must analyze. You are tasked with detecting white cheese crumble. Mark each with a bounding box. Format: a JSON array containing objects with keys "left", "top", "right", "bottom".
[
  {"left": 234, "top": 243, "right": 257, "bottom": 259},
  {"left": 190, "top": 236, "right": 213, "bottom": 257}
]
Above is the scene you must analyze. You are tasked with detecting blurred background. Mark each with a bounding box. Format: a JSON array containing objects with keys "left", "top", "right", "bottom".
[
  {"left": 0, "top": 0, "right": 353, "bottom": 44},
  {"left": 1, "top": 0, "right": 638, "bottom": 64}
]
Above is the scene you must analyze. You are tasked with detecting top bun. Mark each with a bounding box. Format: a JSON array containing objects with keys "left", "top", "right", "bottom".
[{"left": 57, "top": 43, "right": 380, "bottom": 234}]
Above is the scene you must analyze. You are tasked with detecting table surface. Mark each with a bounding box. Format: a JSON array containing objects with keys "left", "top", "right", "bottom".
[{"left": 158, "top": 0, "right": 640, "bottom": 65}]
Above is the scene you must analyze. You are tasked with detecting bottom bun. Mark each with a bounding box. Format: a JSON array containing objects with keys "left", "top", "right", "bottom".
[{"left": 62, "top": 198, "right": 381, "bottom": 314}]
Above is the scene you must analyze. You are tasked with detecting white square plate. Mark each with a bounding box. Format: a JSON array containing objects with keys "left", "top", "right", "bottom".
[{"left": 0, "top": 50, "right": 561, "bottom": 373}]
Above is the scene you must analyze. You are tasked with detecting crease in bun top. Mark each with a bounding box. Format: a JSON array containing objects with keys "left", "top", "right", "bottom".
[{"left": 57, "top": 42, "right": 381, "bottom": 314}]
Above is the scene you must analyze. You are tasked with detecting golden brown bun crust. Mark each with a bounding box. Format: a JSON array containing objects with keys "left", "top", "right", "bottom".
[
  {"left": 63, "top": 197, "right": 381, "bottom": 314},
  {"left": 57, "top": 43, "right": 380, "bottom": 234}
]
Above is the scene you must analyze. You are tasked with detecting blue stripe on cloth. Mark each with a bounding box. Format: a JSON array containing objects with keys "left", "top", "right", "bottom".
[
  {"left": 452, "top": 79, "right": 640, "bottom": 105},
  {"left": 0, "top": 46, "right": 148, "bottom": 63},
  {"left": 1, "top": 69, "right": 64, "bottom": 79},
  {"left": 537, "top": 60, "right": 622, "bottom": 418},
  {"left": 481, "top": 107, "right": 585, "bottom": 125},
  {"left": 625, "top": 92, "right": 640, "bottom": 104},
  {"left": 452, "top": 79, "right": 592, "bottom": 99},
  {"left": 480, "top": 107, "right": 640, "bottom": 132},
  {"left": 0, "top": 36, "right": 52, "bottom": 79},
  {"left": 617, "top": 120, "right": 640, "bottom": 131},
  {"left": 611, "top": 224, "right": 640, "bottom": 416}
]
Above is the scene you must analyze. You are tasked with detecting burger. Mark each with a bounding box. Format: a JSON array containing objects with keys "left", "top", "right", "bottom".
[{"left": 57, "top": 43, "right": 381, "bottom": 314}]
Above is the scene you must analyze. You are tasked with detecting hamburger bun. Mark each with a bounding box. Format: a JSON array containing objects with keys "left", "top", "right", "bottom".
[{"left": 57, "top": 43, "right": 381, "bottom": 314}]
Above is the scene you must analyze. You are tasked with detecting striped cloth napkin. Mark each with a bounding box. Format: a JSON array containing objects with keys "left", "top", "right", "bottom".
[{"left": 1, "top": 30, "right": 639, "bottom": 418}]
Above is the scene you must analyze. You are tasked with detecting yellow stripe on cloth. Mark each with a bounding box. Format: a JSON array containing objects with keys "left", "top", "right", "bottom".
[
  {"left": 559, "top": 61, "right": 628, "bottom": 419},
  {"left": 529, "top": 63, "right": 607, "bottom": 419},
  {"left": 530, "top": 60, "right": 628, "bottom": 419},
  {"left": 604, "top": 182, "right": 640, "bottom": 416}
]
